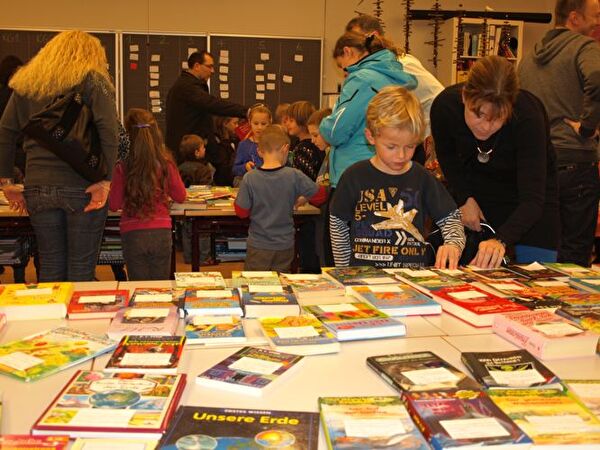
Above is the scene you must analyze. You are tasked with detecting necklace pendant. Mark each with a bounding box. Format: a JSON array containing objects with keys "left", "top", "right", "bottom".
[{"left": 477, "top": 152, "right": 490, "bottom": 164}]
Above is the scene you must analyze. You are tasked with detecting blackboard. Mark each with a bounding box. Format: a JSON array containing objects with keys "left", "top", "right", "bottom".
[
  {"left": 209, "top": 35, "right": 321, "bottom": 112},
  {"left": 121, "top": 33, "right": 208, "bottom": 134},
  {"left": 0, "top": 29, "right": 117, "bottom": 84}
]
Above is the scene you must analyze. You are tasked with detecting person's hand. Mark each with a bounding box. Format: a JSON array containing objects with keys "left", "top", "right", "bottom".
[
  {"left": 460, "top": 197, "right": 485, "bottom": 231},
  {"left": 245, "top": 161, "right": 255, "bottom": 172},
  {"left": 434, "top": 244, "right": 461, "bottom": 270},
  {"left": 84, "top": 180, "right": 111, "bottom": 213},
  {"left": 564, "top": 118, "right": 600, "bottom": 139},
  {"left": 3, "top": 184, "right": 26, "bottom": 214},
  {"left": 294, "top": 196, "right": 308, "bottom": 209},
  {"left": 470, "top": 238, "right": 505, "bottom": 268}
]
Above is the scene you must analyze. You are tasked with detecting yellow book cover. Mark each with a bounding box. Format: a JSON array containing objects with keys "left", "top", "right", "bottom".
[{"left": 0, "top": 283, "right": 73, "bottom": 320}]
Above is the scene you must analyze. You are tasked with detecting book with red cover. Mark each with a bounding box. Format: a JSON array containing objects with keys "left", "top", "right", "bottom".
[
  {"left": 0, "top": 435, "right": 69, "bottom": 449},
  {"left": 492, "top": 309, "right": 599, "bottom": 360},
  {"left": 67, "top": 289, "right": 130, "bottom": 319},
  {"left": 31, "top": 370, "right": 186, "bottom": 439},
  {"left": 104, "top": 335, "right": 186, "bottom": 375},
  {"left": 433, "top": 285, "right": 528, "bottom": 327}
]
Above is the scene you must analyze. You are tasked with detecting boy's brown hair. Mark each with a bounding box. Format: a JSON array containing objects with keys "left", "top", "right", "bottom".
[
  {"left": 179, "top": 134, "right": 205, "bottom": 162},
  {"left": 258, "top": 125, "right": 290, "bottom": 153},
  {"left": 307, "top": 108, "right": 332, "bottom": 127},
  {"left": 287, "top": 101, "right": 316, "bottom": 128}
]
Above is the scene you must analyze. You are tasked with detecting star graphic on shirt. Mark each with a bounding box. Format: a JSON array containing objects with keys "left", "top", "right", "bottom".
[{"left": 371, "top": 199, "right": 425, "bottom": 243}]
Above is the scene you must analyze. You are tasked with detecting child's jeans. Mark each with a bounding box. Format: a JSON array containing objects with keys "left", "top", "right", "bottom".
[{"left": 122, "top": 228, "right": 172, "bottom": 280}]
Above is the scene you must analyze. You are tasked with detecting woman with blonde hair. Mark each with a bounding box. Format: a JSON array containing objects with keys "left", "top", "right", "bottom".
[{"left": 0, "top": 30, "right": 119, "bottom": 281}]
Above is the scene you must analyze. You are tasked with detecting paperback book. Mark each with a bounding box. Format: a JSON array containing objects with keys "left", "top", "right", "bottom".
[
  {"left": 195, "top": 346, "right": 303, "bottom": 396},
  {"left": 158, "top": 406, "right": 319, "bottom": 449},
  {"left": 0, "top": 327, "right": 115, "bottom": 382},
  {"left": 569, "top": 276, "right": 600, "bottom": 293},
  {"left": 229, "top": 270, "right": 281, "bottom": 289},
  {"left": 492, "top": 309, "right": 599, "bottom": 360},
  {"left": 461, "top": 349, "right": 561, "bottom": 389},
  {"left": 467, "top": 267, "right": 525, "bottom": 281},
  {"left": 506, "top": 262, "right": 568, "bottom": 280},
  {"left": 555, "top": 305, "right": 600, "bottom": 334},
  {"left": 319, "top": 396, "right": 430, "bottom": 450},
  {"left": 107, "top": 306, "right": 180, "bottom": 340},
  {"left": 71, "top": 438, "right": 158, "bottom": 450},
  {"left": 258, "top": 315, "right": 340, "bottom": 355},
  {"left": 386, "top": 268, "right": 469, "bottom": 291},
  {"left": 0, "top": 282, "right": 73, "bottom": 320},
  {"left": 524, "top": 280, "right": 583, "bottom": 299},
  {"left": 348, "top": 284, "right": 441, "bottom": 316},
  {"left": 104, "top": 335, "right": 186, "bottom": 375},
  {"left": 31, "top": 371, "right": 186, "bottom": 439},
  {"left": 174, "top": 272, "right": 226, "bottom": 289},
  {"left": 322, "top": 266, "right": 397, "bottom": 286},
  {"left": 184, "top": 315, "right": 247, "bottom": 345},
  {"left": 543, "top": 262, "right": 599, "bottom": 277},
  {"left": 182, "top": 288, "right": 243, "bottom": 317},
  {"left": 563, "top": 380, "right": 600, "bottom": 416},
  {"left": 303, "top": 302, "right": 406, "bottom": 341},
  {"left": 480, "top": 280, "right": 565, "bottom": 310},
  {"left": 366, "top": 351, "right": 480, "bottom": 393},
  {"left": 0, "top": 435, "right": 70, "bottom": 449},
  {"left": 278, "top": 273, "right": 345, "bottom": 300},
  {"left": 241, "top": 286, "right": 300, "bottom": 318},
  {"left": 67, "top": 289, "right": 130, "bottom": 319},
  {"left": 129, "top": 288, "right": 184, "bottom": 309}
]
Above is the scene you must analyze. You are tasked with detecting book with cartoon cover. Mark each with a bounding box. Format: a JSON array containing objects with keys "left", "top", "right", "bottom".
[
  {"left": 104, "top": 335, "right": 186, "bottom": 375},
  {"left": 68, "top": 289, "right": 130, "bottom": 319},
  {"left": 184, "top": 315, "right": 247, "bottom": 345},
  {"left": 258, "top": 315, "right": 340, "bottom": 355},
  {"left": 0, "top": 282, "right": 73, "bottom": 320},
  {"left": 129, "top": 288, "right": 184, "bottom": 309},
  {"left": 348, "top": 284, "right": 441, "bottom": 316}
]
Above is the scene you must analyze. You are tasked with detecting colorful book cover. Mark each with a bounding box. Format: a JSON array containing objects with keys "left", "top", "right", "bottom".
[
  {"left": 107, "top": 306, "right": 180, "bottom": 340},
  {"left": 563, "top": 380, "right": 600, "bottom": 417},
  {"left": 32, "top": 371, "right": 187, "bottom": 439},
  {"left": 0, "top": 282, "right": 73, "bottom": 320},
  {"left": 319, "top": 396, "right": 429, "bottom": 450},
  {"left": 258, "top": 315, "right": 339, "bottom": 355},
  {"left": 506, "top": 262, "right": 568, "bottom": 280},
  {"left": 467, "top": 267, "right": 525, "bottom": 281},
  {"left": 405, "top": 389, "right": 532, "bottom": 449},
  {"left": 184, "top": 315, "right": 246, "bottom": 345},
  {"left": 174, "top": 272, "right": 226, "bottom": 289},
  {"left": 488, "top": 388, "right": 600, "bottom": 446},
  {"left": 0, "top": 327, "right": 116, "bottom": 382},
  {"left": 183, "top": 288, "right": 242, "bottom": 316},
  {"left": 241, "top": 287, "right": 300, "bottom": 318},
  {"left": 158, "top": 406, "right": 319, "bottom": 449},
  {"left": 349, "top": 284, "right": 441, "bottom": 316},
  {"left": 229, "top": 271, "right": 281, "bottom": 289},
  {"left": 386, "top": 268, "right": 468, "bottom": 291},
  {"left": 543, "top": 262, "right": 599, "bottom": 277},
  {"left": 68, "top": 289, "right": 130, "bottom": 319},
  {"left": 556, "top": 292, "right": 600, "bottom": 308},
  {"left": 555, "top": 305, "right": 600, "bottom": 334},
  {"left": 322, "top": 266, "right": 396, "bottom": 286},
  {"left": 0, "top": 435, "right": 70, "bottom": 449},
  {"left": 303, "top": 302, "right": 405, "bottom": 341},
  {"left": 569, "top": 276, "right": 600, "bottom": 293},
  {"left": 129, "top": 288, "right": 184, "bottom": 309},
  {"left": 278, "top": 273, "right": 345, "bottom": 297},
  {"left": 71, "top": 437, "right": 158, "bottom": 449},
  {"left": 196, "top": 346, "right": 303, "bottom": 396},
  {"left": 481, "top": 280, "right": 565, "bottom": 310},
  {"left": 461, "top": 349, "right": 561, "bottom": 389},
  {"left": 366, "top": 351, "right": 480, "bottom": 393},
  {"left": 104, "top": 336, "right": 186, "bottom": 374},
  {"left": 523, "top": 279, "right": 584, "bottom": 299}
]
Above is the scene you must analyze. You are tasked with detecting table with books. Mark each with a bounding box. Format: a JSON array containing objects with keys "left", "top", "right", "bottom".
[{"left": 0, "top": 264, "right": 599, "bottom": 449}]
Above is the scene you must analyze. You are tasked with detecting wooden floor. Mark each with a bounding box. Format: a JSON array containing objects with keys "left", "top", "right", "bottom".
[{"left": 0, "top": 251, "right": 244, "bottom": 284}]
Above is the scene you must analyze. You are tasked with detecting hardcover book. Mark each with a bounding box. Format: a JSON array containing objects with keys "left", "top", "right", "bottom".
[
  {"left": 0, "top": 327, "right": 115, "bottom": 382},
  {"left": 506, "top": 262, "right": 568, "bottom": 280},
  {"left": 386, "top": 268, "right": 469, "bottom": 291},
  {"left": 258, "top": 315, "right": 340, "bottom": 355},
  {"left": 184, "top": 315, "right": 247, "bottom": 345},
  {"left": 492, "top": 309, "right": 599, "bottom": 360},
  {"left": 319, "top": 396, "right": 430, "bottom": 450},
  {"left": 404, "top": 389, "right": 532, "bottom": 450},
  {"left": 71, "top": 438, "right": 158, "bottom": 450},
  {"left": 31, "top": 371, "right": 186, "bottom": 439},
  {"left": 303, "top": 302, "right": 406, "bottom": 341},
  {"left": 433, "top": 284, "right": 528, "bottom": 327},
  {"left": 129, "top": 288, "right": 184, "bottom": 309},
  {"left": 229, "top": 270, "right": 281, "bottom": 289},
  {"left": 104, "top": 335, "right": 186, "bottom": 375},
  {"left": 322, "top": 266, "right": 397, "bottom": 286},
  {"left": 348, "top": 284, "right": 441, "bottom": 316},
  {"left": 174, "top": 272, "right": 226, "bottom": 289},
  {"left": 461, "top": 349, "right": 561, "bottom": 389},
  {"left": 195, "top": 346, "right": 303, "bottom": 396},
  {"left": 278, "top": 273, "right": 345, "bottom": 300},
  {"left": 158, "top": 406, "right": 319, "bottom": 449},
  {"left": 366, "top": 351, "right": 480, "bottom": 393},
  {"left": 0, "top": 435, "right": 70, "bottom": 449},
  {"left": 67, "top": 289, "right": 130, "bottom": 320},
  {"left": 488, "top": 388, "right": 600, "bottom": 447},
  {"left": 182, "top": 288, "right": 243, "bottom": 317},
  {"left": 107, "top": 306, "right": 180, "bottom": 341},
  {"left": 563, "top": 380, "right": 600, "bottom": 417},
  {"left": 0, "top": 282, "right": 73, "bottom": 320},
  {"left": 241, "top": 286, "right": 300, "bottom": 318}
]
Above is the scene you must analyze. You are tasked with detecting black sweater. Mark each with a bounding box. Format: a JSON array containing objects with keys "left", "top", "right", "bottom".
[{"left": 430, "top": 84, "right": 559, "bottom": 250}]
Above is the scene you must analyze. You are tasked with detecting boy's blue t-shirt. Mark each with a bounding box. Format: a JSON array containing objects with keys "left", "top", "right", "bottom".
[{"left": 236, "top": 166, "right": 318, "bottom": 250}]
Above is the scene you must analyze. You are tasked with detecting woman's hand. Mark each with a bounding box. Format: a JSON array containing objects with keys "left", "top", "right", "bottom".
[
  {"left": 84, "top": 181, "right": 111, "bottom": 212},
  {"left": 245, "top": 161, "right": 256, "bottom": 172},
  {"left": 434, "top": 244, "right": 461, "bottom": 270},
  {"left": 3, "top": 184, "right": 26, "bottom": 214},
  {"left": 470, "top": 238, "right": 505, "bottom": 268},
  {"left": 460, "top": 197, "right": 485, "bottom": 231}
]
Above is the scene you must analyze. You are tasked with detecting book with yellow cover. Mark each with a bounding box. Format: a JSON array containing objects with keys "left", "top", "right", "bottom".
[
  {"left": 258, "top": 315, "right": 340, "bottom": 355},
  {"left": 0, "top": 282, "right": 73, "bottom": 320}
]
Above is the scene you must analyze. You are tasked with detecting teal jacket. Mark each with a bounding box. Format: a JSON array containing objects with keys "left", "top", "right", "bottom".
[{"left": 320, "top": 49, "right": 417, "bottom": 187}]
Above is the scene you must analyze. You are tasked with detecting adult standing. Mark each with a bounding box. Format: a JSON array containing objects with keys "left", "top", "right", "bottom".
[
  {"left": 166, "top": 51, "right": 246, "bottom": 183},
  {"left": 519, "top": 0, "right": 600, "bottom": 267},
  {"left": 431, "top": 56, "right": 560, "bottom": 268},
  {"left": 0, "top": 30, "right": 119, "bottom": 281}
]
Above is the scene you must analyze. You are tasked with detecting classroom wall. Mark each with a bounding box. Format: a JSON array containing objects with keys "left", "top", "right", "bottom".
[{"left": 1, "top": 0, "right": 556, "bottom": 103}]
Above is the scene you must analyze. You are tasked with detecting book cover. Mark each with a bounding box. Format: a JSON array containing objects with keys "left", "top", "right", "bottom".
[
  {"left": 279, "top": 273, "right": 345, "bottom": 298},
  {"left": 107, "top": 306, "right": 179, "bottom": 341},
  {"left": 322, "top": 266, "right": 396, "bottom": 286},
  {"left": 32, "top": 371, "right": 186, "bottom": 439},
  {"left": 506, "top": 262, "right": 568, "bottom": 280},
  {"left": 563, "top": 380, "right": 600, "bottom": 417},
  {"left": 241, "top": 287, "right": 300, "bottom": 318},
  {"left": 386, "top": 268, "right": 469, "bottom": 291},
  {"left": 557, "top": 292, "right": 600, "bottom": 308},
  {"left": 555, "top": 305, "right": 600, "bottom": 334},
  {"left": 258, "top": 315, "right": 340, "bottom": 355},
  {"left": 524, "top": 280, "right": 583, "bottom": 299},
  {"left": 196, "top": 346, "right": 303, "bottom": 396},
  {"left": 0, "top": 435, "right": 70, "bottom": 449},
  {"left": 182, "top": 288, "right": 242, "bottom": 316},
  {"left": 348, "top": 284, "right": 441, "bottom": 316},
  {"left": 104, "top": 336, "right": 186, "bottom": 375},
  {"left": 184, "top": 315, "right": 247, "bottom": 345},
  {"left": 319, "top": 396, "right": 429, "bottom": 450},
  {"left": 0, "top": 327, "right": 115, "bottom": 382},
  {"left": 467, "top": 267, "right": 525, "bottom": 281},
  {"left": 174, "top": 272, "right": 226, "bottom": 289},
  {"left": 0, "top": 282, "right": 73, "bottom": 320},
  {"left": 481, "top": 280, "right": 565, "bottom": 310},
  {"left": 569, "top": 276, "right": 600, "bottom": 293},
  {"left": 543, "top": 263, "right": 599, "bottom": 277},
  {"left": 461, "top": 349, "right": 560, "bottom": 389},
  {"left": 129, "top": 288, "right": 184, "bottom": 309},
  {"left": 303, "top": 302, "right": 406, "bottom": 341},
  {"left": 158, "top": 406, "right": 319, "bottom": 449},
  {"left": 488, "top": 388, "right": 600, "bottom": 446},
  {"left": 366, "top": 351, "right": 480, "bottom": 393},
  {"left": 71, "top": 437, "right": 158, "bottom": 449},
  {"left": 405, "top": 389, "right": 532, "bottom": 449},
  {"left": 229, "top": 271, "right": 281, "bottom": 289},
  {"left": 68, "top": 289, "right": 130, "bottom": 319},
  {"left": 492, "top": 309, "right": 599, "bottom": 360}
]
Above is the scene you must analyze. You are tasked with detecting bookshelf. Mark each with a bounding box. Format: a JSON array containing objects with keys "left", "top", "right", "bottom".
[{"left": 437, "top": 17, "right": 524, "bottom": 87}]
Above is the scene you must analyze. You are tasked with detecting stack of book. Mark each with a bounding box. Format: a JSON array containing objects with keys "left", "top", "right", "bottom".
[{"left": 241, "top": 285, "right": 300, "bottom": 318}]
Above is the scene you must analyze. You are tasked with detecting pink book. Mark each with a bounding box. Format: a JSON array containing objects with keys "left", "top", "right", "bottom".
[{"left": 107, "top": 305, "right": 179, "bottom": 340}]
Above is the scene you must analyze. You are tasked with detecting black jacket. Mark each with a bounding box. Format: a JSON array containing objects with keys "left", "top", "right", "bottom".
[{"left": 165, "top": 71, "right": 246, "bottom": 165}]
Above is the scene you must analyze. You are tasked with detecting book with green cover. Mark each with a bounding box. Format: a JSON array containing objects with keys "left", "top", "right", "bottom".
[{"left": 0, "top": 327, "right": 116, "bottom": 382}]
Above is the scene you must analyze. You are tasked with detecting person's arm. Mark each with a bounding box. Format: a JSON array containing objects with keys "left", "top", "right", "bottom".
[
  {"left": 233, "top": 176, "right": 252, "bottom": 219},
  {"left": 330, "top": 215, "right": 351, "bottom": 266},
  {"left": 167, "top": 161, "right": 187, "bottom": 203},
  {"left": 183, "top": 82, "right": 246, "bottom": 118},
  {"left": 576, "top": 42, "right": 600, "bottom": 138},
  {"left": 294, "top": 170, "right": 327, "bottom": 207},
  {"left": 232, "top": 140, "right": 251, "bottom": 176},
  {"left": 0, "top": 93, "right": 21, "bottom": 179},
  {"left": 108, "top": 163, "right": 125, "bottom": 211},
  {"left": 434, "top": 209, "right": 465, "bottom": 270}
]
